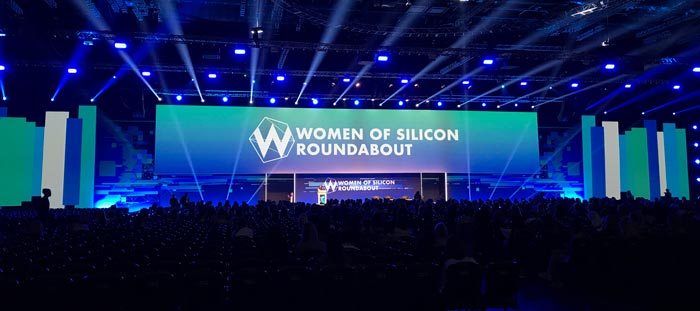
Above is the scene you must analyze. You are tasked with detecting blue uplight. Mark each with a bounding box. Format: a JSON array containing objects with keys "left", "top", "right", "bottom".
[
  {"left": 114, "top": 42, "right": 127, "bottom": 49},
  {"left": 234, "top": 49, "right": 246, "bottom": 55},
  {"left": 694, "top": 159, "right": 700, "bottom": 165},
  {"left": 67, "top": 68, "right": 77, "bottom": 74},
  {"left": 437, "top": 101, "right": 443, "bottom": 107},
  {"left": 604, "top": 64, "right": 615, "bottom": 70},
  {"left": 482, "top": 103, "right": 487, "bottom": 107},
  {"left": 694, "top": 142, "right": 699, "bottom": 148},
  {"left": 312, "top": 98, "right": 319, "bottom": 105},
  {"left": 483, "top": 59, "right": 494, "bottom": 65},
  {"left": 377, "top": 55, "right": 389, "bottom": 62},
  {"left": 270, "top": 98, "right": 276, "bottom": 104},
  {"left": 222, "top": 97, "right": 228, "bottom": 103},
  {"left": 176, "top": 95, "right": 182, "bottom": 101},
  {"left": 354, "top": 99, "right": 359, "bottom": 106}
]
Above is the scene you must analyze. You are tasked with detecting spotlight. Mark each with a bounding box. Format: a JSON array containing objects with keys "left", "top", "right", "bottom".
[
  {"left": 312, "top": 98, "right": 319, "bottom": 105},
  {"left": 694, "top": 142, "right": 699, "bottom": 148},
  {"left": 531, "top": 105, "right": 535, "bottom": 109},
  {"left": 141, "top": 71, "right": 151, "bottom": 77},
  {"left": 377, "top": 55, "right": 389, "bottom": 62},
  {"left": 514, "top": 103, "right": 519, "bottom": 107},
  {"left": 234, "top": 49, "right": 246, "bottom": 55},
  {"left": 571, "top": 83, "right": 579, "bottom": 88},
  {"left": 67, "top": 68, "right": 77, "bottom": 74},
  {"left": 483, "top": 59, "right": 494, "bottom": 65},
  {"left": 201, "top": 99, "right": 205, "bottom": 103},
  {"left": 355, "top": 82, "right": 361, "bottom": 88},
  {"left": 501, "top": 85, "right": 505, "bottom": 89},
  {"left": 462, "top": 80, "right": 470, "bottom": 85},
  {"left": 342, "top": 78, "right": 351, "bottom": 83},
  {"left": 437, "top": 101, "right": 443, "bottom": 107},
  {"left": 251, "top": 27, "right": 263, "bottom": 34},
  {"left": 482, "top": 103, "right": 487, "bottom": 107},
  {"left": 0, "top": 33, "right": 5, "bottom": 37},
  {"left": 50, "top": 98, "right": 55, "bottom": 102},
  {"left": 90, "top": 98, "right": 94, "bottom": 103},
  {"left": 673, "top": 112, "right": 676, "bottom": 116},
  {"left": 624, "top": 84, "right": 632, "bottom": 88},
  {"left": 398, "top": 100, "right": 404, "bottom": 106},
  {"left": 696, "top": 177, "right": 700, "bottom": 183},
  {"left": 604, "top": 111, "right": 608, "bottom": 115},
  {"left": 520, "top": 81, "right": 528, "bottom": 86},
  {"left": 112, "top": 76, "right": 116, "bottom": 79},
  {"left": 354, "top": 99, "right": 359, "bottom": 106},
  {"left": 695, "top": 159, "right": 700, "bottom": 165},
  {"left": 400, "top": 79, "right": 409, "bottom": 84},
  {"left": 604, "top": 64, "right": 615, "bottom": 70},
  {"left": 114, "top": 42, "right": 127, "bottom": 49},
  {"left": 176, "top": 95, "right": 182, "bottom": 101},
  {"left": 157, "top": 97, "right": 163, "bottom": 102},
  {"left": 276, "top": 75, "right": 285, "bottom": 81},
  {"left": 222, "top": 96, "right": 228, "bottom": 103},
  {"left": 2, "top": 96, "right": 6, "bottom": 101},
  {"left": 0, "top": 65, "right": 5, "bottom": 71},
  {"left": 693, "top": 67, "right": 700, "bottom": 73},
  {"left": 270, "top": 98, "right": 276, "bottom": 104},
  {"left": 673, "top": 85, "right": 681, "bottom": 90},
  {"left": 693, "top": 125, "right": 698, "bottom": 130},
  {"left": 641, "top": 112, "right": 646, "bottom": 115},
  {"left": 208, "top": 73, "right": 217, "bottom": 79}
]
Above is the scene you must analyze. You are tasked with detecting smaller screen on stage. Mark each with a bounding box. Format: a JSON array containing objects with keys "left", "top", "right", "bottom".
[{"left": 295, "top": 174, "right": 421, "bottom": 203}]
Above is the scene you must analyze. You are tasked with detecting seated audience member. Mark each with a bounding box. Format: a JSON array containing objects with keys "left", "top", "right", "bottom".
[{"left": 295, "top": 223, "right": 327, "bottom": 257}]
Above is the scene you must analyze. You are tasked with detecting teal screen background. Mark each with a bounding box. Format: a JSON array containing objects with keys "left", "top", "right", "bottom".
[{"left": 155, "top": 105, "right": 540, "bottom": 175}]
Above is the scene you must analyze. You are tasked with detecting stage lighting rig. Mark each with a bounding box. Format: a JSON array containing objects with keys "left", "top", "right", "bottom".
[{"left": 250, "top": 27, "right": 263, "bottom": 47}]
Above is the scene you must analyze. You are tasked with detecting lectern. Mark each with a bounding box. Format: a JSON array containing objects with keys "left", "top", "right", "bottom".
[{"left": 317, "top": 185, "right": 327, "bottom": 205}]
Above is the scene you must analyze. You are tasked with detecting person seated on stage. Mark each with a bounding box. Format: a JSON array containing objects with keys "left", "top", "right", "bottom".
[{"left": 295, "top": 223, "right": 327, "bottom": 258}]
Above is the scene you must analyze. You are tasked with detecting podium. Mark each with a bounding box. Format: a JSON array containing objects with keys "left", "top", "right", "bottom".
[{"left": 317, "top": 185, "right": 327, "bottom": 205}]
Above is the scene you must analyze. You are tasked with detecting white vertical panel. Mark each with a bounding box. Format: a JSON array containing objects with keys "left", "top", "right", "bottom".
[
  {"left": 602, "top": 122, "right": 621, "bottom": 198},
  {"left": 41, "top": 111, "right": 69, "bottom": 208},
  {"left": 657, "top": 132, "right": 667, "bottom": 195}
]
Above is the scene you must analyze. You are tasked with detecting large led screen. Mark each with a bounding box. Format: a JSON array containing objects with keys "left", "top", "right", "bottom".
[{"left": 155, "top": 106, "right": 539, "bottom": 175}]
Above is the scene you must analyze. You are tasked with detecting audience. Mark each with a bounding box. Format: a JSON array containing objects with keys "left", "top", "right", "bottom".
[{"left": 1, "top": 193, "right": 699, "bottom": 310}]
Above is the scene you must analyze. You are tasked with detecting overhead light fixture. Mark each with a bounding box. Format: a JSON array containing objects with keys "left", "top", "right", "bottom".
[
  {"left": 483, "top": 59, "right": 494, "bottom": 65},
  {"left": 624, "top": 84, "right": 632, "bottom": 88},
  {"left": 234, "top": 49, "right": 246, "bottom": 55},
  {"left": 377, "top": 55, "right": 389, "bottom": 62},
  {"left": 114, "top": 42, "right": 127, "bottom": 49},
  {"left": 67, "top": 68, "right": 77, "bottom": 74},
  {"left": 571, "top": 83, "right": 579, "bottom": 88},
  {"left": 176, "top": 95, "right": 182, "bottom": 101},
  {"left": 604, "top": 64, "right": 615, "bottom": 70},
  {"left": 208, "top": 73, "right": 217, "bottom": 79},
  {"left": 0, "top": 65, "right": 5, "bottom": 71},
  {"left": 693, "top": 67, "right": 700, "bottom": 73},
  {"left": 673, "top": 85, "right": 681, "bottom": 90},
  {"left": 222, "top": 97, "right": 229, "bottom": 103},
  {"left": 462, "top": 80, "right": 470, "bottom": 85},
  {"left": 141, "top": 71, "right": 151, "bottom": 77},
  {"left": 276, "top": 75, "right": 285, "bottom": 81},
  {"left": 270, "top": 98, "right": 276, "bottom": 104},
  {"left": 250, "top": 27, "right": 263, "bottom": 34},
  {"left": 520, "top": 81, "right": 528, "bottom": 86},
  {"left": 342, "top": 78, "right": 351, "bottom": 83},
  {"left": 400, "top": 79, "right": 409, "bottom": 84}
]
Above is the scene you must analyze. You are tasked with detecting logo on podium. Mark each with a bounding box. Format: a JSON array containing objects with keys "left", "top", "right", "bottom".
[{"left": 249, "top": 117, "right": 295, "bottom": 163}]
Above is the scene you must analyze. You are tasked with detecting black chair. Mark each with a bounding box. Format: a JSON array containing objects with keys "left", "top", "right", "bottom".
[
  {"left": 357, "top": 263, "right": 400, "bottom": 311},
  {"left": 398, "top": 262, "right": 440, "bottom": 311},
  {"left": 319, "top": 265, "right": 357, "bottom": 311},
  {"left": 441, "top": 261, "right": 482, "bottom": 311},
  {"left": 229, "top": 267, "right": 270, "bottom": 311},
  {"left": 272, "top": 266, "right": 319, "bottom": 311},
  {"left": 483, "top": 261, "right": 519, "bottom": 310}
]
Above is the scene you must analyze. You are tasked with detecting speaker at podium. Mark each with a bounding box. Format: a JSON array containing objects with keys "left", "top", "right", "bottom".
[{"left": 317, "top": 184, "right": 327, "bottom": 205}]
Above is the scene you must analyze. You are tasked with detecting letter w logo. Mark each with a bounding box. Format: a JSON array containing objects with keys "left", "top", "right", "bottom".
[
  {"left": 249, "top": 117, "right": 295, "bottom": 163},
  {"left": 323, "top": 178, "right": 338, "bottom": 193}
]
